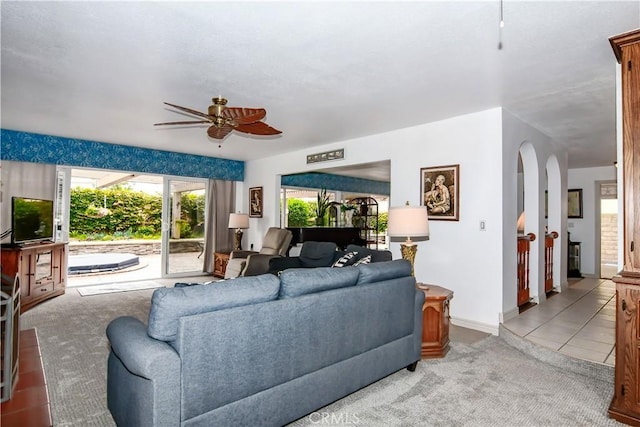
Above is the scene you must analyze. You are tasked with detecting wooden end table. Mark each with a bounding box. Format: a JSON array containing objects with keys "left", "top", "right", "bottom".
[
  {"left": 416, "top": 284, "right": 453, "bottom": 358},
  {"left": 213, "top": 252, "right": 231, "bottom": 278}
]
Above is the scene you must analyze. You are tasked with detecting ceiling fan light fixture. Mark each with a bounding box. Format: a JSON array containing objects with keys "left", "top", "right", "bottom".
[{"left": 154, "top": 96, "right": 281, "bottom": 141}]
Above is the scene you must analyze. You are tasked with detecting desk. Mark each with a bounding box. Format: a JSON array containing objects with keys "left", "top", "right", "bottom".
[{"left": 416, "top": 284, "right": 453, "bottom": 358}]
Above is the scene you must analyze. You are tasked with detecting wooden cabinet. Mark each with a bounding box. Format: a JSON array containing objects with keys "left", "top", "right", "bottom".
[
  {"left": 610, "top": 277, "right": 640, "bottom": 425},
  {"left": 1, "top": 242, "right": 67, "bottom": 313},
  {"left": 213, "top": 252, "right": 230, "bottom": 278},
  {"left": 611, "top": 29, "right": 640, "bottom": 277},
  {"left": 609, "top": 29, "right": 640, "bottom": 426},
  {"left": 416, "top": 284, "right": 453, "bottom": 358}
]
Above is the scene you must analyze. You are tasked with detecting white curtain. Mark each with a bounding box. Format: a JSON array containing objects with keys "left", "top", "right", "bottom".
[
  {"left": 1, "top": 160, "right": 57, "bottom": 244},
  {"left": 202, "top": 179, "right": 235, "bottom": 273}
]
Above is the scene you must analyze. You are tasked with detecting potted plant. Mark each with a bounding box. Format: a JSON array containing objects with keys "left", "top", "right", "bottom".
[
  {"left": 341, "top": 202, "right": 356, "bottom": 227},
  {"left": 315, "top": 188, "right": 331, "bottom": 226}
]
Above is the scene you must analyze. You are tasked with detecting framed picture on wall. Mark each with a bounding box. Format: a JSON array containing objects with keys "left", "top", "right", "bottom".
[
  {"left": 568, "top": 188, "right": 583, "bottom": 218},
  {"left": 249, "top": 187, "right": 263, "bottom": 218},
  {"left": 420, "top": 164, "right": 460, "bottom": 221}
]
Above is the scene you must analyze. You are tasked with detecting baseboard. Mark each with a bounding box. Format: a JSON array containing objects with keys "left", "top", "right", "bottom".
[
  {"left": 451, "top": 317, "right": 499, "bottom": 336},
  {"left": 500, "top": 306, "right": 519, "bottom": 323}
]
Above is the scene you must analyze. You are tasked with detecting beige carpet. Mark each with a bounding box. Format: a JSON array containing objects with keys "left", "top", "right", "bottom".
[{"left": 20, "top": 288, "right": 622, "bottom": 427}]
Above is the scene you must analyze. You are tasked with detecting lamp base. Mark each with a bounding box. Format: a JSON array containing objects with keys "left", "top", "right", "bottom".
[
  {"left": 233, "top": 229, "right": 243, "bottom": 251},
  {"left": 400, "top": 243, "right": 418, "bottom": 277}
]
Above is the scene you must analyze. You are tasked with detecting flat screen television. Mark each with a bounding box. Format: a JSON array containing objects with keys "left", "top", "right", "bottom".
[{"left": 11, "top": 197, "right": 55, "bottom": 245}]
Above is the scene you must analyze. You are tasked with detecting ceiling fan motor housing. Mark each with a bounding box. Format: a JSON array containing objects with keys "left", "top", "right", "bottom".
[{"left": 209, "top": 97, "right": 228, "bottom": 127}]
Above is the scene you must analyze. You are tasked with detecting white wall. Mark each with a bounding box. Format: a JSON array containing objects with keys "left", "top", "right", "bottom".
[
  {"left": 244, "top": 107, "right": 569, "bottom": 333},
  {"left": 567, "top": 166, "right": 617, "bottom": 277},
  {"left": 246, "top": 109, "right": 505, "bottom": 333},
  {"left": 501, "top": 110, "right": 568, "bottom": 319}
]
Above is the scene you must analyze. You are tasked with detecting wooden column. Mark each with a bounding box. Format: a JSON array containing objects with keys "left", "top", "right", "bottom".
[
  {"left": 545, "top": 231, "right": 559, "bottom": 293},
  {"left": 517, "top": 233, "right": 536, "bottom": 307}
]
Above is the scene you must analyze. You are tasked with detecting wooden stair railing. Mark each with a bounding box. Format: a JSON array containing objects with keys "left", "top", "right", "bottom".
[
  {"left": 544, "top": 231, "right": 559, "bottom": 293},
  {"left": 517, "top": 233, "right": 536, "bottom": 307}
]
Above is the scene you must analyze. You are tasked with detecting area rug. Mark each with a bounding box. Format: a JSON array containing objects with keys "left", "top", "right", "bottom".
[
  {"left": 21, "top": 287, "right": 623, "bottom": 427},
  {"left": 288, "top": 335, "right": 620, "bottom": 427},
  {"left": 76, "top": 280, "right": 164, "bottom": 296}
]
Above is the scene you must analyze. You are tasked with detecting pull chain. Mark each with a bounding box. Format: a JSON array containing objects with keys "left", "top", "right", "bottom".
[{"left": 498, "top": 0, "right": 505, "bottom": 50}]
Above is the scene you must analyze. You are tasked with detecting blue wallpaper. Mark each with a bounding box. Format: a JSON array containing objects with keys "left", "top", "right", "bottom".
[
  {"left": 281, "top": 172, "right": 389, "bottom": 195},
  {"left": 0, "top": 129, "right": 244, "bottom": 181}
]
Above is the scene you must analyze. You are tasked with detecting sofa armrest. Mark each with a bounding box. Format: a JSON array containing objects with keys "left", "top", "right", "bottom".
[
  {"left": 242, "top": 254, "right": 281, "bottom": 276},
  {"left": 107, "top": 316, "right": 180, "bottom": 380},
  {"left": 106, "top": 316, "right": 181, "bottom": 427},
  {"left": 413, "top": 290, "right": 426, "bottom": 360},
  {"left": 268, "top": 257, "right": 304, "bottom": 274},
  {"left": 230, "top": 250, "right": 258, "bottom": 259}
]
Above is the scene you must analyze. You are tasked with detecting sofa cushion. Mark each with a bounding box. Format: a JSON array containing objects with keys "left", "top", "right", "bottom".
[
  {"left": 279, "top": 266, "right": 359, "bottom": 298},
  {"left": 332, "top": 251, "right": 359, "bottom": 268},
  {"left": 148, "top": 274, "right": 280, "bottom": 341},
  {"left": 356, "top": 259, "right": 412, "bottom": 285},
  {"left": 299, "top": 241, "right": 338, "bottom": 267},
  {"left": 346, "top": 244, "right": 392, "bottom": 263}
]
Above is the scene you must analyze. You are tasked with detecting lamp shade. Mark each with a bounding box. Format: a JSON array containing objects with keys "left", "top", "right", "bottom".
[
  {"left": 387, "top": 205, "right": 429, "bottom": 239},
  {"left": 228, "top": 213, "right": 249, "bottom": 229}
]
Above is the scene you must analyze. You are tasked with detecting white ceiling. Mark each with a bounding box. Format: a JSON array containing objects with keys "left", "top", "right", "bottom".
[{"left": 2, "top": 1, "right": 639, "bottom": 177}]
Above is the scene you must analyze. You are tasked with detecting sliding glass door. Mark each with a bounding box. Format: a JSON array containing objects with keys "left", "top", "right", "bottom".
[{"left": 162, "top": 177, "right": 208, "bottom": 277}]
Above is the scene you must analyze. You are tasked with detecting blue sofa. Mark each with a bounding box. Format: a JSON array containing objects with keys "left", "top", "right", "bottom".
[{"left": 106, "top": 259, "right": 424, "bottom": 427}]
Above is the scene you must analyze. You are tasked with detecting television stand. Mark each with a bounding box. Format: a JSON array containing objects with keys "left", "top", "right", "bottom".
[{"left": 1, "top": 242, "right": 67, "bottom": 312}]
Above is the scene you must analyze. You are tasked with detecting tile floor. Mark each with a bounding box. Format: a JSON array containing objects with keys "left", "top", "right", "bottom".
[
  {"left": 0, "top": 329, "right": 52, "bottom": 427},
  {"left": 502, "top": 277, "right": 616, "bottom": 366}
]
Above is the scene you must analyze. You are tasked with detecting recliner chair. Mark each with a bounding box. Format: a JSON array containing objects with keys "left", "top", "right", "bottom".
[{"left": 224, "top": 227, "right": 293, "bottom": 278}]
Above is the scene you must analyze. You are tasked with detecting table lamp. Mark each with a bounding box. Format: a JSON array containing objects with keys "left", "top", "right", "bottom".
[
  {"left": 387, "top": 202, "right": 429, "bottom": 277},
  {"left": 228, "top": 213, "right": 249, "bottom": 251},
  {"left": 517, "top": 212, "right": 525, "bottom": 234}
]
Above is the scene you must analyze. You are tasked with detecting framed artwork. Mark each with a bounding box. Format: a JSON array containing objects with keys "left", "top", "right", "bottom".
[
  {"left": 420, "top": 164, "right": 459, "bottom": 221},
  {"left": 249, "top": 186, "right": 263, "bottom": 218},
  {"left": 568, "top": 188, "right": 583, "bottom": 218}
]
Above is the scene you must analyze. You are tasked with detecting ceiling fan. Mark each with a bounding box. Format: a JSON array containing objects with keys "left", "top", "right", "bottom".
[{"left": 154, "top": 97, "right": 281, "bottom": 143}]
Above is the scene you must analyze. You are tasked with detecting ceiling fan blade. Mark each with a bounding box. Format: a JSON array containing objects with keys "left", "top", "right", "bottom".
[
  {"left": 207, "top": 124, "right": 234, "bottom": 139},
  {"left": 163, "top": 102, "right": 211, "bottom": 120},
  {"left": 222, "top": 107, "right": 267, "bottom": 125},
  {"left": 154, "top": 120, "right": 211, "bottom": 126},
  {"left": 235, "top": 121, "right": 282, "bottom": 135}
]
